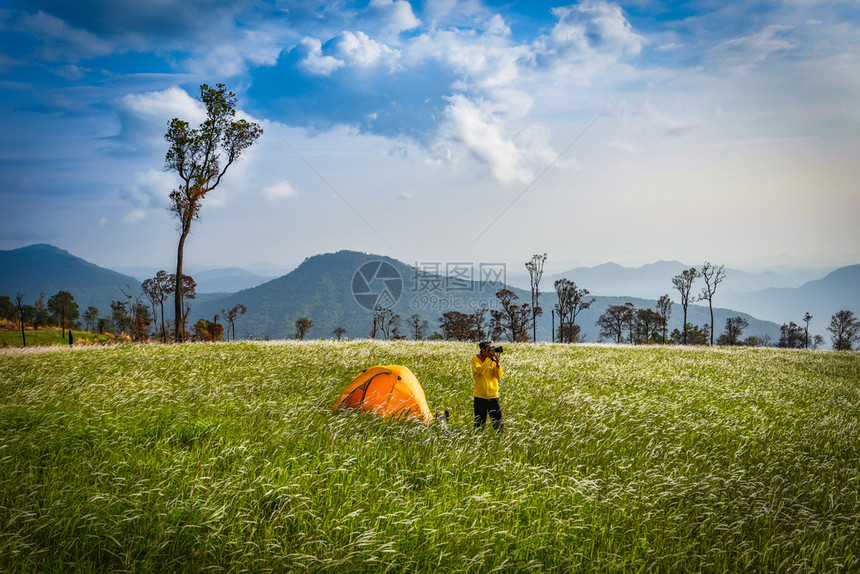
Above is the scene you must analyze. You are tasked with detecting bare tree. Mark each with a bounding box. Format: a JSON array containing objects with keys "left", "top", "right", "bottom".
[
  {"left": 407, "top": 313, "right": 428, "bottom": 340},
  {"left": 333, "top": 327, "right": 347, "bottom": 340},
  {"left": 525, "top": 253, "right": 547, "bottom": 342},
  {"left": 472, "top": 303, "right": 489, "bottom": 341},
  {"left": 672, "top": 268, "right": 699, "bottom": 344},
  {"left": 802, "top": 312, "right": 813, "bottom": 349},
  {"left": 165, "top": 84, "right": 262, "bottom": 342},
  {"left": 222, "top": 303, "right": 247, "bottom": 341},
  {"left": 554, "top": 279, "right": 594, "bottom": 343},
  {"left": 698, "top": 262, "right": 726, "bottom": 345},
  {"left": 371, "top": 307, "right": 400, "bottom": 340},
  {"left": 495, "top": 288, "right": 532, "bottom": 342},
  {"left": 656, "top": 294, "right": 672, "bottom": 343},
  {"left": 15, "top": 292, "right": 26, "bottom": 347},
  {"left": 142, "top": 271, "right": 171, "bottom": 343}
]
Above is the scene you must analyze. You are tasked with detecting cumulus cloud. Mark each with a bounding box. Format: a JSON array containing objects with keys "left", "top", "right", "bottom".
[
  {"left": 549, "top": 1, "right": 647, "bottom": 58},
  {"left": 329, "top": 31, "right": 396, "bottom": 68},
  {"left": 369, "top": 0, "right": 420, "bottom": 34},
  {"left": 119, "top": 86, "right": 204, "bottom": 124},
  {"left": 296, "top": 37, "right": 345, "bottom": 76}
]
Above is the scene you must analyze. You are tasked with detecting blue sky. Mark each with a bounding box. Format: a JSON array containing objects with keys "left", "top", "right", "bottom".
[{"left": 1, "top": 0, "right": 859, "bottom": 275}]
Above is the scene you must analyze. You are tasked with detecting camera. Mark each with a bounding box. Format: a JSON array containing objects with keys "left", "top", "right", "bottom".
[{"left": 493, "top": 345, "right": 504, "bottom": 354}]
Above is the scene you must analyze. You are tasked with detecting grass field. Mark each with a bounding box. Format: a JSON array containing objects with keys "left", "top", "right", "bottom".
[{"left": 1, "top": 341, "right": 858, "bottom": 572}]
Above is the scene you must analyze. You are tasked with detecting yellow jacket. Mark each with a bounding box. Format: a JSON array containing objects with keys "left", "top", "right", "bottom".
[{"left": 471, "top": 354, "right": 503, "bottom": 399}]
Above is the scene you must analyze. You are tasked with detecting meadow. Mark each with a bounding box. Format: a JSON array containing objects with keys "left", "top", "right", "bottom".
[{"left": 0, "top": 341, "right": 858, "bottom": 573}]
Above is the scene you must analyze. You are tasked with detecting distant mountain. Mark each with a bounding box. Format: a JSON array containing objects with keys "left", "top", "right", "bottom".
[
  {"left": 720, "top": 265, "right": 860, "bottom": 326},
  {"left": 193, "top": 250, "right": 783, "bottom": 343},
  {"left": 192, "top": 250, "right": 518, "bottom": 340},
  {"left": 113, "top": 265, "right": 277, "bottom": 293},
  {"left": 0, "top": 244, "right": 141, "bottom": 315},
  {"left": 532, "top": 260, "right": 830, "bottom": 300},
  {"left": 2, "top": 244, "right": 792, "bottom": 342},
  {"left": 190, "top": 268, "right": 276, "bottom": 294}
]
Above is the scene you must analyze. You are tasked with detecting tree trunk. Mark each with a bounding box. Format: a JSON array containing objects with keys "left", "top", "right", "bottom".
[
  {"left": 682, "top": 305, "right": 688, "bottom": 344},
  {"left": 174, "top": 227, "right": 189, "bottom": 343},
  {"left": 709, "top": 302, "right": 715, "bottom": 346}
]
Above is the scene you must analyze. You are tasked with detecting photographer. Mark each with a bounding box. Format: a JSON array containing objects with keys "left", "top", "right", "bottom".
[{"left": 471, "top": 341, "right": 504, "bottom": 431}]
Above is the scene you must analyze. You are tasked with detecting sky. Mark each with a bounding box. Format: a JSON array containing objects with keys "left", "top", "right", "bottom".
[{"left": 1, "top": 0, "right": 859, "bottom": 277}]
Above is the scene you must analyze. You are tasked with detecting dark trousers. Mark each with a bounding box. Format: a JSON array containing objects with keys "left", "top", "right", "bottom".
[{"left": 474, "top": 397, "right": 503, "bottom": 431}]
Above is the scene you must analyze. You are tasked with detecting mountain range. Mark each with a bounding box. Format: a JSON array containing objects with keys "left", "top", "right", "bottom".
[{"left": 2, "top": 244, "right": 857, "bottom": 343}]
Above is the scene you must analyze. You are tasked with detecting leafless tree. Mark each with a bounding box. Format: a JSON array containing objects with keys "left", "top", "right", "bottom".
[
  {"left": 698, "top": 262, "right": 726, "bottom": 345},
  {"left": 15, "top": 292, "right": 26, "bottom": 347},
  {"left": 525, "top": 253, "right": 547, "bottom": 342},
  {"left": 803, "top": 312, "right": 813, "bottom": 349},
  {"left": 408, "top": 313, "right": 429, "bottom": 340},
  {"left": 672, "top": 267, "right": 699, "bottom": 344},
  {"left": 656, "top": 294, "right": 672, "bottom": 343},
  {"left": 222, "top": 303, "right": 247, "bottom": 341}
]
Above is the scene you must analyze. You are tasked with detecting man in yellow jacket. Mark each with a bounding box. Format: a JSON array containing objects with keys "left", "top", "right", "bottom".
[{"left": 471, "top": 341, "right": 504, "bottom": 430}]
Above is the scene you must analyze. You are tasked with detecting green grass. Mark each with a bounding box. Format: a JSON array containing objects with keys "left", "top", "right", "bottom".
[
  {"left": 0, "top": 328, "right": 112, "bottom": 347},
  {"left": 0, "top": 341, "right": 858, "bottom": 572}
]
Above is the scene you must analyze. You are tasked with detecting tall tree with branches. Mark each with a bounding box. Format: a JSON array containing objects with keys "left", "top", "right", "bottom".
[
  {"left": 672, "top": 268, "right": 699, "bottom": 345},
  {"left": 525, "top": 253, "right": 547, "bottom": 342},
  {"left": 698, "top": 262, "right": 726, "bottom": 345},
  {"left": 165, "top": 83, "right": 262, "bottom": 342}
]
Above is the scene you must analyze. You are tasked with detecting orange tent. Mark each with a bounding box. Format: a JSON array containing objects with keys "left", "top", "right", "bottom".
[{"left": 332, "top": 365, "right": 433, "bottom": 423}]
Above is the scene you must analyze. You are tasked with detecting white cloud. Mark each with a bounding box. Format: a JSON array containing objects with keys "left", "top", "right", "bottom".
[
  {"left": 549, "top": 1, "right": 647, "bottom": 59},
  {"left": 485, "top": 14, "right": 510, "bottom": 36},
  {"left": 441, "top": 94, "right": 531, "bottom": 185},
  {"left": 262, "top": 181, "right": 298, "bottom": 201},
  {"left": 119, "top": 169, "right": 174, "bottom": 220},
  {"left": 369, "top": 0, "right": 420, "bottom": 34},
  {"left": 297, "top": 37, "right": 344, "bottom": 75},
  {"left": 331, "top": 31, "right": 395, "bottom": 67},
  {"left": 119, "top": 86, "right": 204, "bottom": 124}
]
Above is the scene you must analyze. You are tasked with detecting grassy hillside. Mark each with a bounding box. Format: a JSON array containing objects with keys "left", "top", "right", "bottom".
[{"left": 1, "top": 342, "right": 858, "bottom": 572}]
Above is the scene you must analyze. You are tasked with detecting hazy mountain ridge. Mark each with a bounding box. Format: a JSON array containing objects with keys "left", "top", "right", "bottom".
[
  {"left": 4, "top": 244, "right": 856, "bottom": 343},
  {"left": 0, "top": 244, "right": 141, "bottom": 315}
]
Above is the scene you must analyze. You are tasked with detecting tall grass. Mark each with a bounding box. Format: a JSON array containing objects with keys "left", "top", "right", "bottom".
[{"left": 1, "top": 341, "right": 858, "bottom": 572}]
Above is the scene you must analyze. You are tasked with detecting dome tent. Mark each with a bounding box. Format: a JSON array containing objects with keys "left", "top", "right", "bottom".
[{"left": 332, "top": 365, "right": 433, "bottom": 424}]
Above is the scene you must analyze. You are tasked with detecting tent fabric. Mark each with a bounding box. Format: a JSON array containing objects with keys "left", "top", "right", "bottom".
[{"left": 332, "top": 365, "right": 433, "bottom": 423}]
